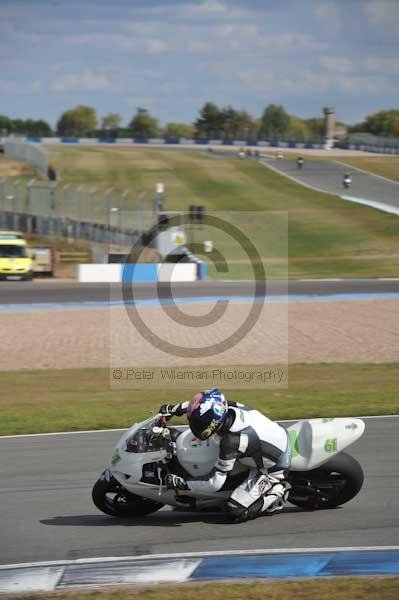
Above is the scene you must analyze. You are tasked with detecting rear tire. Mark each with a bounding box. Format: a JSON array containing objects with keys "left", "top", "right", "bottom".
[
  {"left": 92, "top": 472, "right": 164, "bottom": 518},
  {"left": 288, "top": 452, "right": 364, "bottom": 510}
]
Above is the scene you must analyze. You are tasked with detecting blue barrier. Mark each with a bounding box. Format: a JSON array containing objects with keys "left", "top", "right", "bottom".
[
  {"left": 192, "top": 550, "right": 399, "bottom": 580},
  {"left": 19, "top": 136, "right": 330, "bottom": 149},
  {"left": 122, "top": 263, "right": 158, "bottom": 282},
  {"left": 198, "top": 261, "right": 207, "bottom": 280}
]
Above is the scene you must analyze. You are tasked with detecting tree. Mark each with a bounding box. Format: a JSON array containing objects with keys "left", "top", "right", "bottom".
[
  {"left": 57, "top": 105, "right": 97, "bottom": 136},
  {"left": 288, "top": 116, "right": 311, "bottom": 141},
  {"left": 364, "top": 109, "right": 399, "bottom": 137},
  {"left": 19, "top": 119, "right": 52, "bottom": 136},
  {"left": 231, "top": 110, "right": 257, "bottom": 139},
  {"left": 259, "top": 104, "right": 290, "bottom": 139},
  {"left": 129, "top": 110, "right": 159, "bottom": 137},
  {"left": 101, "top": 113, "right": 122, "bottom": 131},
  {"left": 195, "top": 102, "right": 224, "bottom": 138},
  {"left": 163, "top": 122, "right": 195, "bottom": 138},
  {"left": 304, "top": 118, "right": 325, "bottom": 138},
  {"left": 0, "top": 115, "right": 12, "bottom": 134}
]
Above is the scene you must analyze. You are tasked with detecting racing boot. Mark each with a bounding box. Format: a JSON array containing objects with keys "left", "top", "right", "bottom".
[{"left": 261, "top": 480, "right": 291, "bottom": 515}]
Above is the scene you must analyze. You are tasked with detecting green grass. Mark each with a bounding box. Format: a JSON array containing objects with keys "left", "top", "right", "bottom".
[
  {"left": 1, "top": 363, "right": 398, "bottom": 435},
  {"left": 339, "top": 155, "right": 399, "bottom": 182},
  {"left": 10, "top": 578, "right": 399, "bottom": 600},
  {"left": 46, "top": 146, "right": 399, "bottom": 279}
]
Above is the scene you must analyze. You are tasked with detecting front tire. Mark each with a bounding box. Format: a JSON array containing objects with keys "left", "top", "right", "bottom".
[
  {"left": 288, "top": 452, "right": 364, "bottom": 510},
  {"left": 92, "top": 472, "right": 164, "bottom": 518}
]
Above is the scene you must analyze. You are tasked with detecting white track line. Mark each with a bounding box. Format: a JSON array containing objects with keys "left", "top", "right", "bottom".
[
  {"left": 2, "top": 546, "right": 399, "bottom": 570},
  {"left": 333, "top": 160, "right": 399, "bottom": 185},
  {"left": 340, "top": 194, "right": 399, "bottom": 216},
  {"left": 0, "top": 414, "right": 398, "bottom": 440}
]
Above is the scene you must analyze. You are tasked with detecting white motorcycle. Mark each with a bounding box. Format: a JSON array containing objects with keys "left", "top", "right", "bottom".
[{"left": 92, "top": 414, "right": 365, "bottom": 518}]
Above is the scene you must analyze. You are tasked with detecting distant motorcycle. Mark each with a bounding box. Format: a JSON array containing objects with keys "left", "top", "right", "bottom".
[
  {"left": 296, "top": 156, "right": 304, "bottom": 169},
  {"left": 343, "top": 174, "right": 352, "bottom": 189},
  {"left": 92, "top": 414, "right": 365, "bottom": 519}
]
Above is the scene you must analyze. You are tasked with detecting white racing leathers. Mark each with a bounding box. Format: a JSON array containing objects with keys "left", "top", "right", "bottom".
[{"left": 185, "top": 403, "right": 292, "bottom": 522}]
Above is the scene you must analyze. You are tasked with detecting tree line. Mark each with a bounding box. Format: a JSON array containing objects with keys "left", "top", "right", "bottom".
[{"left": 1, "top": 104, "right": 399, "bottom": 140}]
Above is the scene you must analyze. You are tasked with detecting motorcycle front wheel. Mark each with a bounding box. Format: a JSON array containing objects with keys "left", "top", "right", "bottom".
[
  {"left": 92, "top": 472, "right": 164, "bottom": 518},
  {"left": 288, "top": 452, "right": 364, "bottom": 510}
]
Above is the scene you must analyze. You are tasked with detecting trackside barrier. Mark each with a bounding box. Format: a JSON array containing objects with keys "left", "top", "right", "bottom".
[
  {"left": 6, "top": 136, "right": 325, "bottom": 149},
  {"left": 1, "top": 548, "right": 399, "bottom": 593},
  {"left": 3, "top": 140, "right": 48, "bottom": 176},
  {"left": 77, "top": 262, "right": 206, "bottom": 283}
]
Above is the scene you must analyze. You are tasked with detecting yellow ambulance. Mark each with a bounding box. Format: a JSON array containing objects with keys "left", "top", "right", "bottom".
[{"left": 0, "top": 231, "right": 34, "bottom": 281}]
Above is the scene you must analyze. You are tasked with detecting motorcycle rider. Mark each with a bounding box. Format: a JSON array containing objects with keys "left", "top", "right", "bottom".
[
  {"left": 343, "top": 173, "right": 352, "bottom": 188},
  {"left": 296, "top": 156, "right": 304, "bottom": 169},
  {"left": 159, "top": 388, "right": 291, "bottom": 522}
]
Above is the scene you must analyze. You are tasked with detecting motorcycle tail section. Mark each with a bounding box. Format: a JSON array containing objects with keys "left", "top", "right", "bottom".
[{"left": 287, "top": 417, "right": 365, "bottom": 471}]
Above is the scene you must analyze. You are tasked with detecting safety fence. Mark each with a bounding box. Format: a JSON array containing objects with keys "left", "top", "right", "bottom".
[{"left": 0, "top": 177, "right": 153, "bottom": 246}]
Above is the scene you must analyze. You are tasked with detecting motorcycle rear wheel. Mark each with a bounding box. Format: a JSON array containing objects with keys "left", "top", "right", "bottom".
[
  {"left": 92, "top": 473, "right": 164, "bottom": 518},
  {"left": 288, "top": 452, "right": 364, "bottom": 510}
]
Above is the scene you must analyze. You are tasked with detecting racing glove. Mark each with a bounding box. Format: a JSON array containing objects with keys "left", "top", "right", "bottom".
[
  {"left": 165, "top": 473, "right": 190, "bottom": 491},
  {"left": 159, "top": 404, "right": 176, "bottom": 417},
  {"left": 159, "top": 403, "right": 187, "bottom": 418}
]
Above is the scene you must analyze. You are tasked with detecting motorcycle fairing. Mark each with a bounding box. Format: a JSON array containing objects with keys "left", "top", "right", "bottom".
[{"left": 287, "top": 417, "right": 365, "bottom": 470}]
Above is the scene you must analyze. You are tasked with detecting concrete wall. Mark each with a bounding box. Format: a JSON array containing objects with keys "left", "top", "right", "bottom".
[{"left": 77, "top": 262, "right": 206, "bottom": 283}]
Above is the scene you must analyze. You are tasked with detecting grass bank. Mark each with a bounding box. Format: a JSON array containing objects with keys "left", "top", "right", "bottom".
[
  {"left": 1, "top": 363, "right": 398, "bottom": 435},
  {"left": 46, "top": 146, "right": 399, "bottom": 279},
  {"left": 339, "top": 155, "right": 399, "bottom": 182},
  {"left": 8, "top": 578, "right": 399, "bottom": 600}
]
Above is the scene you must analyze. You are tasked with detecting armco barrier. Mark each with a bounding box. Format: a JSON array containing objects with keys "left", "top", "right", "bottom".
[
  {"left": 7, "top": 136, "right": 325, "bottom": 149},
  {"left": 77, "top": 262, "right": 206, "bottom": 283}
]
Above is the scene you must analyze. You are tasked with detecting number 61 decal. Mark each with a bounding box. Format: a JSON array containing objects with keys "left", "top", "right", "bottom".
[{"left": 324, "top": 438, "right": 337, "bottom": 452}]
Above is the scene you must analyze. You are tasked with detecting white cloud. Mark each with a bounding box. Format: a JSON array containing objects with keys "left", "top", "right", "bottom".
[
  {"left": 50, "top": 70, "right": 113, "bottom": 93},
  {"left": 182, "top": 0, "right": 228, "bottom": 18},
  {"left": 237, "top": 65, "right": 397, "bottom": 98},
  {"left": 62, "top": 32, "right": 171, "bottom": 54},
  {"left": 143, "top": 0, "right": 252, "bottom": 23}
]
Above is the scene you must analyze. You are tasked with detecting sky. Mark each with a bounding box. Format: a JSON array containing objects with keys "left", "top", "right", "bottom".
[{"left": 1, "top": 0, "right": 399, "bottom": 128}]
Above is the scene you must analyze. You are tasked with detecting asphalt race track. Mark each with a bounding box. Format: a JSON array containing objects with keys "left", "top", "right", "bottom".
[
  {"left": 1, "top": 279, "right": 399, "bottom": 305},
  {"left": 265, "top": 159, "right": 399, "bottom": 209},
  {"left": 1, "top": 417, "right": 398, "bottom": 565}
]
